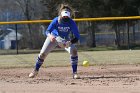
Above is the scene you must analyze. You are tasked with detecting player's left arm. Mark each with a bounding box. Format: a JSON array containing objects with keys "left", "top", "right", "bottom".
[{"left": 70, "top": 21, "right": 80, "bottom": 44}]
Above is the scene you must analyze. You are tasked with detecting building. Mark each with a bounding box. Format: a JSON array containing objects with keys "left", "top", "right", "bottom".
[{"left": 0, "top": 28, "right": 22, "bottom": 49}]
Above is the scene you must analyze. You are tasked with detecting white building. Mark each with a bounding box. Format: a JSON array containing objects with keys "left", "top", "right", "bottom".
[{"left": 0, "top": 28, "right": 22, "bottom": 49}]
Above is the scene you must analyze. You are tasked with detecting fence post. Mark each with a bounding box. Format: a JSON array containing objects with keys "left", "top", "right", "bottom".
[
  {"left": 127, "top": 21, "right": 130, "bottom": 49},
  {"left": 15, "top": 24, "right": 18, "bottom": 54}
]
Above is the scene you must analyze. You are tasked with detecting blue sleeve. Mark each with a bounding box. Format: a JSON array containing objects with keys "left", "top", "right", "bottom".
[
  {"left": 45, "top": 17, "right": 58, "bottom": 36},
  {"left": 70, "top": 20, "right": 80, "bottom": 40}
]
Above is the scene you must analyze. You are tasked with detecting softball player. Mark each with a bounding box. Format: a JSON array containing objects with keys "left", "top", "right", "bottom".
[{"left": 29, "top": 4, "right": 80, "bottom": 79}]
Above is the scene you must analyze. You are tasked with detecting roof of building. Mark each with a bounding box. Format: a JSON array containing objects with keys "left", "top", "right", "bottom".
[{"left": 0, "top": 28, "right": 15, "bottom": 40}]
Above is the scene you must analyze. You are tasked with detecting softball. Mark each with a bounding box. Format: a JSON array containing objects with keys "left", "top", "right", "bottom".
[{"left": 83, "top": 60, "right": 89, "bottom": 67}]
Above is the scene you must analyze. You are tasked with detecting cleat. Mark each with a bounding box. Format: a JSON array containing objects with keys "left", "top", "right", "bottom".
[
  {"left": 29, "top": 70, "right": 38, "bottom": 78},
  {"left": 73, "top": 73, "right": 80, "bottom": 79}
]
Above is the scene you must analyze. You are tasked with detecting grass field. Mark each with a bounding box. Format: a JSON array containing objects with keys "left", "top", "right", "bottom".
[{"left": 0, "top": 50, "right": 140, "bottom": 68}]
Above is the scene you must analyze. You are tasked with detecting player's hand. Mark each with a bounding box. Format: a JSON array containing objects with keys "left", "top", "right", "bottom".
[
  {"left": 65, "top": 41, "right": 71, "bottom": 48},
  {"left": 48, "top": 34, "right": 56, "bottom": 42},
  {"left": 55, "top": 36, "right": 71, "bottom": 48}
]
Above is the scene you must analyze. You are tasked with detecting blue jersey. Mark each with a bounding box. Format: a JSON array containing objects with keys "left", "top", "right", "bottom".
[{"left": 46, "top": 17, "right": 80, "bottom": 40}]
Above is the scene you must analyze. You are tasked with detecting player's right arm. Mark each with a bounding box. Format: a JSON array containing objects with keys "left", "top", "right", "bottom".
[{"left": 46, "top": 17, "right": 58, "bottom": 42}]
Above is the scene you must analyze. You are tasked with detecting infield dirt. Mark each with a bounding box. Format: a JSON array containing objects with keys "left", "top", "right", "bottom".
[{"left": 0, "top": 65, "right": 140, "bottom": 93}]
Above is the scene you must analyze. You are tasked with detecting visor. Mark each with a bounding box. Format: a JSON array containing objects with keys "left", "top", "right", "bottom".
[{"left": 61, "top": 11, "right": 70, "bottom": 18}]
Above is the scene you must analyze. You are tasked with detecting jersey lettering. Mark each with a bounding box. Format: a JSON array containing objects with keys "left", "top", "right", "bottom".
[{"left": 58, "top": 26, "right": 70, "bottom": 32}]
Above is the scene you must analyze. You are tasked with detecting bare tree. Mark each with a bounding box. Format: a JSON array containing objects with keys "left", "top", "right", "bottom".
[{"left": 15, "top": 0, "right": 44, "bottom": 49}]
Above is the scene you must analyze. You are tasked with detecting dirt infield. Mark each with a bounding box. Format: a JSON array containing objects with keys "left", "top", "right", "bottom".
[{"left": 0, "top": 65, "right": 140, "bottom": 93}]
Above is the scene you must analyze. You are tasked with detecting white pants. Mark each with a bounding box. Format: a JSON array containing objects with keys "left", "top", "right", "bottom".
[{"left": 39, "top": 37, "right": 78, "bottom": 61}]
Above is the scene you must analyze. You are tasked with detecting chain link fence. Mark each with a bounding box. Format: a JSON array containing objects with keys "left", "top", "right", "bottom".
[{"left": 0, "top": 17, "right": 140, "bottom": 54}]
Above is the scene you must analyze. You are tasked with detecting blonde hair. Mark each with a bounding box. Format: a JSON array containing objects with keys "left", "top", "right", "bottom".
[{"left": 58, "top": 4, "right": 75, "bottom": 19}]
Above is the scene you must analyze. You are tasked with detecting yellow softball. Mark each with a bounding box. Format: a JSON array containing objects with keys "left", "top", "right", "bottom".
[{"left": 83, "top": 60, "right": 89, "bottom": 67}]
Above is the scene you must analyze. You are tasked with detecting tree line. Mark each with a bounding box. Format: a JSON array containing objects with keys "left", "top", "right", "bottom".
[{"left": 40, "top": 0, "right": 140, "bottom": 19}]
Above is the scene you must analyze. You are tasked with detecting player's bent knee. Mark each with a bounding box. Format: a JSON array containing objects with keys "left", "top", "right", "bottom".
[
  {"left": 39, "top": 53, "right": 47, "bottom": 59},
  {"left": 71, "top": 48, "right": 77, "bottom": 56},
  {"left": 73, "top": 49, "right": 77, "bottom": 55}
]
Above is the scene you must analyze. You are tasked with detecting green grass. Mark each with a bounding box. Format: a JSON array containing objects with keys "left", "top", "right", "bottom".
[
  {"left": 79, "top": 46, "right": 118, "bottom": 51},
  {"left": 0, "top": 50, "right": 140, "bottom": 68}
]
